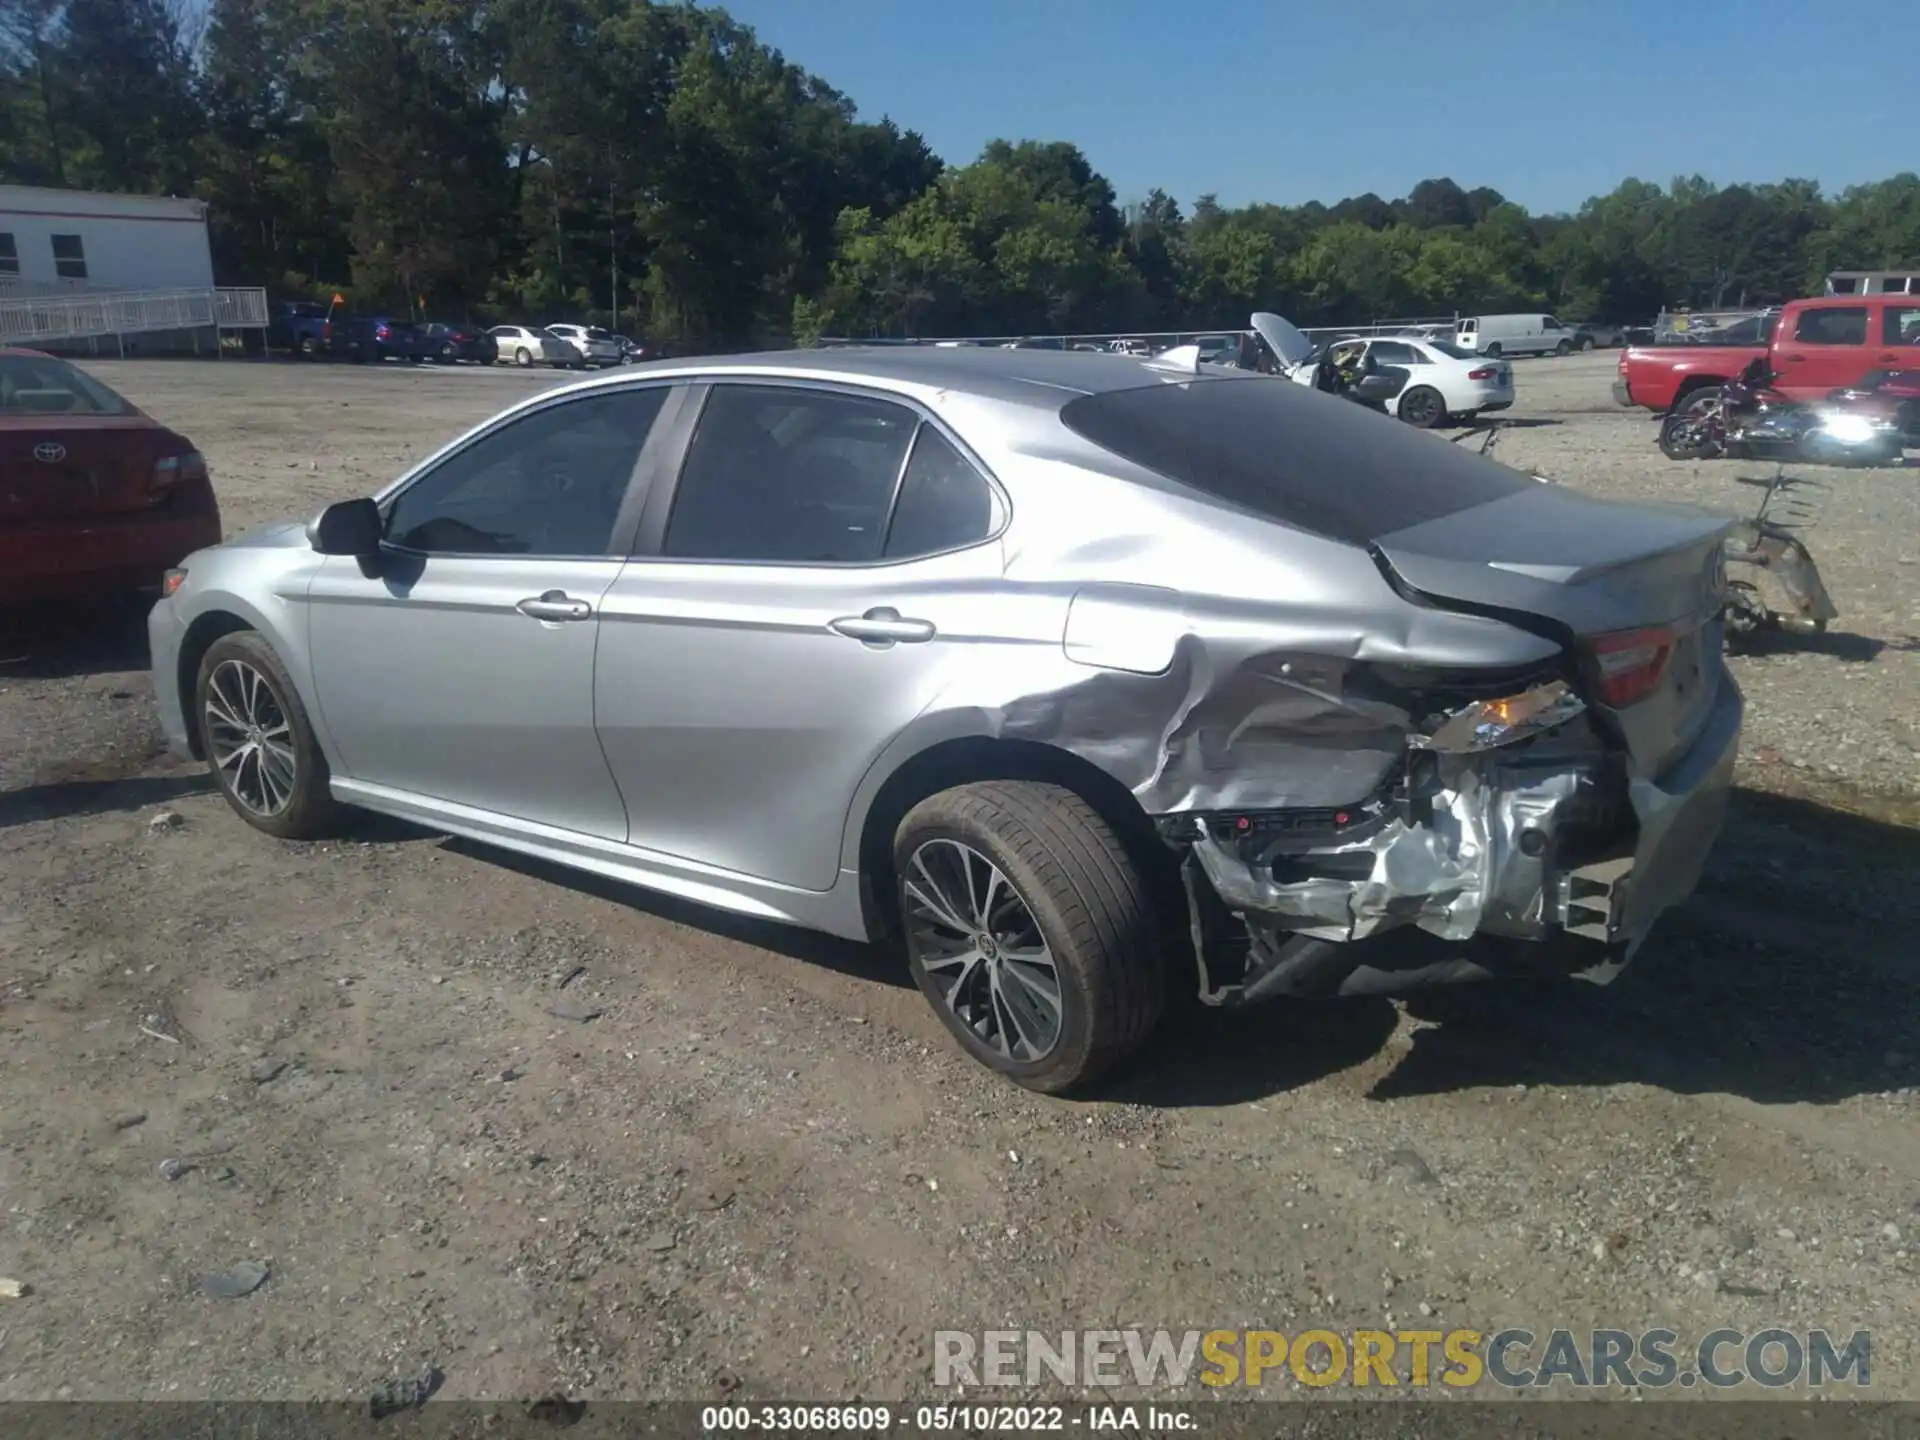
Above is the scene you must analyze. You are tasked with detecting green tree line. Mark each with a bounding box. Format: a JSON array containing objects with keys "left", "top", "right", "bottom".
[{"left": 4, "top": 0, "right": 1918, "bottom": 348}]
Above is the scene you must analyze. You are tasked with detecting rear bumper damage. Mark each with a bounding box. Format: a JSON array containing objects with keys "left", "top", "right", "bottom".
[{"left": 1166, "top": 675, "right": 1742, "bottom": 1003}]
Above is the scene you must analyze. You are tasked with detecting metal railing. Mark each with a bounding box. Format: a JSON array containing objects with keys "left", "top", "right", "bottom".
[
  {"left": 0, "top": 275, "right": 94, "bottom": 300},
  {"left": 0, "top": 285, "right": 269, "bottom": 346}
]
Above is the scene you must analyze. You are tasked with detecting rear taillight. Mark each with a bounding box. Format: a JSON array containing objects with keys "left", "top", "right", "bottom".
[
  {"left": 1588, "top": 626, "right": 1675, "bottom": 708},
  {"left": 376, "top": 324, "right": 391, "bottom": 338},
  {"left": 162, "top": 568, "right": 187, "bottom": 596},
  {"left": 1468, "top": 367, "right": 1497, "bottom": 381},
  {"left": 152, "top": 451, "right": 208, "bottom": 488}
]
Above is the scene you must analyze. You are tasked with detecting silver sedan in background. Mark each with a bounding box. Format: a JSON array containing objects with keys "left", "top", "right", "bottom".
[{"left": 148, "top": 347, "right": 1742, "bottom": 1092}]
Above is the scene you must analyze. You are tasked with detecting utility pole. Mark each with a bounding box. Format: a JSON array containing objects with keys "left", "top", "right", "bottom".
[{"left": 607, "top": 147, "right": 618, "bottom": 332}]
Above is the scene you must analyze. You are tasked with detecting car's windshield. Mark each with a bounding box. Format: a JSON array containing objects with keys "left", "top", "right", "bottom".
[
  {"left": 1426, "top": 340, "right": 1476, "bottom": 360},
  {"left": 1059, "top": 375, "right": 1531, "bottom": 544},
  {"left": 0, "top": 353, "right": 133, "bottom": 415}
]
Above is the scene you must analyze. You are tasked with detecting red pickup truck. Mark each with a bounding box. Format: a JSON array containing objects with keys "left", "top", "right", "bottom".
[{"left": 1613, "top": 294, "right": 1920, "bottom": 414}]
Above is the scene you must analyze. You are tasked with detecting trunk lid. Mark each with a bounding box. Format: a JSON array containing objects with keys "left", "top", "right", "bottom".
[
  {"left": 0, "top": 417, "right": 188, "bottom": 523},
  {"left": 1250, "top": 312, "right": 1316, "bottom": 370},
  {"left": 1372, "top": 484, "right": 1733, "bottom": 775}
]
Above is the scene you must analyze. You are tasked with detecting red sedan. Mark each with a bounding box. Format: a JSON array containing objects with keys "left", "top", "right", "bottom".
[{"left": 0, "top": 348, "right": 222, "bottom": 604}]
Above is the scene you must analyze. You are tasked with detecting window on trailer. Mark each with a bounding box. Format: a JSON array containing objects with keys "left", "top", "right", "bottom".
[{"left": 51, "top": 234, "right": 87, "bottom": 280}]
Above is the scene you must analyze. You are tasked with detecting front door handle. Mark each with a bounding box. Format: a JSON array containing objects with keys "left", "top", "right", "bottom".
[
  {"left": 829, "top": 606, "right": 935, "bottom": 647},
  {"left": 516, "top": 589, "right": 592, "bottom": 622},
  {"left": 1876, "top": 352, "right": 1900, "bottom": 363},
  {"left": 1782, "top": 353, "right": 1806, "bottom": 362}
]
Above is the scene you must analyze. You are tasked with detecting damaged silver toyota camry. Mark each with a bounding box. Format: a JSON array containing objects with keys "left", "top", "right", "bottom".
[{"left": 149, "top": 345, "right": 1740, "bottom": 1092}]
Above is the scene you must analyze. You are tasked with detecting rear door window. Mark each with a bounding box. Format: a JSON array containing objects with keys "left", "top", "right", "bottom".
[
  {"left": 1793, "top": 307, "right": 1868, "bottom": 345},
  {"left": 1370, "top": 341, "right": 1423, "bottom": 365},
  {"left": 1883, "top": 306, "right": 1920, "bottom": 347},
  {"left": 1058, "top": 376, "right": 1530, "bottom": 545},
  {"left": 662, "top": 385, "right": 919, "bottom": 563}
]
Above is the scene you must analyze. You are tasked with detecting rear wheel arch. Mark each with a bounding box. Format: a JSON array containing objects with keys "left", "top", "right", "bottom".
[
  {"left": 1670, "top": 375, "right": 1728, "bottom": 412},
  {"left": 854, "top": 736, "right": 1182, "bottom": 955}
]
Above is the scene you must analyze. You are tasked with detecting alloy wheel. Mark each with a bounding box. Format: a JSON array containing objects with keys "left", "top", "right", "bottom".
[
  {"left": 204, "top": 659, "right": 298, "bottom": 817},
  {"left": 902, "top": 839, "right": 1064, "bottom": 1062},
  {"left": 1400, "top": 387, "right": 1441, "bottom": 427}
]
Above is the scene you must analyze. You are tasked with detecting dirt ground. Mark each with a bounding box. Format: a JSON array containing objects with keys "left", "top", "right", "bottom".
[{"left": 0, "top": 353, "right": 1916, "bottom": 1406}]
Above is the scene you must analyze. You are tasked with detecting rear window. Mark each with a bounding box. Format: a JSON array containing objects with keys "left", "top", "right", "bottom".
[
  {"left": 1057, "top": 376, "right": 1532, "bottom": 545},
  {"left": 0, "top": 354, "right": 132, "bottom": 415}
]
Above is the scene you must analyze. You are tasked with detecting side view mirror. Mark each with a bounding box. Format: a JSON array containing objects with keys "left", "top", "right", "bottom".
[{"left": 309, "top": 497, "right": 383, "bottom": 556}]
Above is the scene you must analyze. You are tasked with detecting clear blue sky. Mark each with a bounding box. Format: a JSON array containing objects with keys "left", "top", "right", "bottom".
[{"left": 720, "top": 0, "right": 1909, "bottom": 215}]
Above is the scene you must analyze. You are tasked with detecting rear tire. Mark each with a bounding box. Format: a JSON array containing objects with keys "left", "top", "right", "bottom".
[
  {"left": 1660, "top": 409, "right": 1722, "bottom": 461},
  {"left": 894, "top": 781, "right": 1164, "bottom": 1094},
  {"left": 1398, "top": 385, "right": 1446, "bottom": 429},
  {"left": 195, "top": 631, "right": 341, "bottom": 841},
  {"left": 515, "top": 347, "right": 533, "bottom": 367}
]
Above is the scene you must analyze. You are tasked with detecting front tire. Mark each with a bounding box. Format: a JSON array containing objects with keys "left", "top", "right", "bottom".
[
  {"left": 1660, "top": 408, "right": 1723, "bottom": 461},
  {"left": 894, "top": 782, "right": 1163, "bottom": 1094},
  {"left": 1483, "top": 342, "right": 1503, "bottom": 358},
  {"left": 1555, "top": 339, "right": 1573, "bottom": 357},
  {"left": 195, "top": 631, "right": 340, "bottom": 840},
  {"left": 1398, "top": 385, "right": 1445, "bottom": 429}
]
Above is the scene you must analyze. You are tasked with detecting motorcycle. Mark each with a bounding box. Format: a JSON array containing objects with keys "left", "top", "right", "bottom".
[
  {"left": 1454, "top": 422, "right": 1838, "bottom": 648},
  {"left": 1659, "top": 356, "right": 1905, "bottom": 466}
]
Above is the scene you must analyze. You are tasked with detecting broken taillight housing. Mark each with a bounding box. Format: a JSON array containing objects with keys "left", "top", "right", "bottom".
[
  {"left": 1588, "top": 626, "right": 1675, "bottom": 708},
  {"left": 1414, "top": 679, "right": 1587, "bottom": 753},
  {"left": 162, "top": 568, "right": 188, "bottom": 596},
  {"left": 152, "top": 451, "right": 208, "bottom": 488}
]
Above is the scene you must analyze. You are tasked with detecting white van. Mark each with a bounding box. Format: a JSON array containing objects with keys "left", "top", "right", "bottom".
[{"left": 1455, "top": 314, "right": 1577, "bottom": 358}]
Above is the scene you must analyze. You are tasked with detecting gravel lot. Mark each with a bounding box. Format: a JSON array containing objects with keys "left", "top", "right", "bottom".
[{"left": 0, "top": 352, "right": 1915, "bottom": 1406}]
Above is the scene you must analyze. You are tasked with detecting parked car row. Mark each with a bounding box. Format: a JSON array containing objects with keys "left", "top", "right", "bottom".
[{"left": 265, "top": 303, "right": 664, "bottom": 371}]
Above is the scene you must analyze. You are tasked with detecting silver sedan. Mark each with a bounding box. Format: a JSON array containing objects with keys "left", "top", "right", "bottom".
[{"left": 148, "top": 347, "right": 1742, "bottom": 1092}]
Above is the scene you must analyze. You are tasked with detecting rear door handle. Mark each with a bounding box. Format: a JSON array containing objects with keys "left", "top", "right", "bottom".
[
  {"left": 1782, "top": 353, "right": 1806, "bottom": 362},
  {"left": 517, "top": 589, "right": 592, "bottom": 622},
  {"left": 1876, "top": 352, "right": 1900, "bottom": 363},
  {"left": 829, "top": 606, "right": 935, "bottom": 646}
]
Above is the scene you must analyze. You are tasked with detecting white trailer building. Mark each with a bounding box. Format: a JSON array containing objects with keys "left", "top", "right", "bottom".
[
  {"left": 0, "top": 185, "right": 265, "bottom": 354},
  {"left": 0, "top": 185, "right": 214, "bottom": 292}
]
